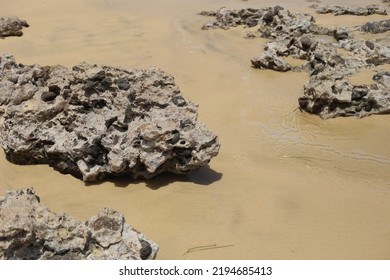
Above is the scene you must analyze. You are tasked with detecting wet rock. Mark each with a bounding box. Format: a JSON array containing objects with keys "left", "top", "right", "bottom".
[
  {"left": 361, "top": 19, "right": 390, "bottom": 34},
  {"left": 0, "top": 17, "right": 29, "bottom": 37},
  {"left": 0, "top": 188, "right": 158, "bottom": 260},
  {"left": 0, "top": 54, "right": 220, "bottom": 182},
  {"left": 251, "top": 51, "right": 291, "bottom": 72},
  {"left": 299, "top": 39, "right": 390, "bottom": 118},
  {"left": 315, "top": 5, "right": 387, "bottom": 16}
]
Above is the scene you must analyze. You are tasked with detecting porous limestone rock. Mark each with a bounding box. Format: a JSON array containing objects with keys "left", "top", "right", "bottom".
[
  {"left": 0, "top": 188, "right": 158, "bottom": 260},
  {"left": 0, "top": 54, "right": 220, "bottom": 182},
  {"left": 0, "top": 17, "right": 29, "bottom": 37}
]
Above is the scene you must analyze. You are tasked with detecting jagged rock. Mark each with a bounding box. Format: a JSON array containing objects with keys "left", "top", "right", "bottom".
[
  {"left": 201, "top": 6, "right": 315, "bottom": 39},
  {"left": 0, "top": 17, "right": 29, "bottom": 37},
  {"left": 361, "top": 19, "right": 390, "bottom": 34},
  {"left": 0, "top": 54, "right": 220, "bottom": 182},
  {"left": 315, "top": 5, "right": 387, "bottom": 16},
  {"left": 298, "top": 39, "right": 390, "bottom": 118},
  {"left": 251, "top": 51, "right": 291, "bottom": 72},
  {"left": 200, "top": 7, "right": 270, "bottom": 30},
  {"left": 0, "top": 188, "right": 158, "bottom": 260}
]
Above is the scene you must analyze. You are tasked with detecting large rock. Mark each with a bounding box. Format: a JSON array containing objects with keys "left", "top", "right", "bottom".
[
  {"left": 0, "top": 54, "right": 220, "bottom": 182},
  {"left": 0, "top": 188, "right": 158, "bottom": 260},
  {"left": 0, "top": 17, "right": 29, "bottom": 37}
]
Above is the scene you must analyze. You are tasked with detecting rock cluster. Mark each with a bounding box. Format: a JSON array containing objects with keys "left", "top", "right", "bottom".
[
  {"left": 0, "top": 188, "right": 158, "bottom": 260},
  {"left": 0, "top": 54, "right": 220, "bottom": 182},
  {"left": 0, "top": 17, "right": 29, "bottom": 37},
  {"left": 315, "top": 5, "right": 387, "bottom": 16},
  {"left": 201, "top": 6, "right": 390, "bottom": 119},
  {"left": 298, "top": 40, "right": 390, "bottom": 118}
]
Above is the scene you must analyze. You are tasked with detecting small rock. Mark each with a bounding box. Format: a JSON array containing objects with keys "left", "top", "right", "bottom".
[{"left": 0, "top": 17, "right": 29, "bottom": 37}]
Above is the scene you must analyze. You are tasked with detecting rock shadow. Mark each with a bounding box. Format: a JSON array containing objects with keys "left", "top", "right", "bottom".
[{"left": 94, "top": 165, "right": 223, "bottom": 189}]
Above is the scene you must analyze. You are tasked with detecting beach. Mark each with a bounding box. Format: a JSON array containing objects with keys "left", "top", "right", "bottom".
[{"left": 1, "top": 0, "right": 390, "bottom": 259}]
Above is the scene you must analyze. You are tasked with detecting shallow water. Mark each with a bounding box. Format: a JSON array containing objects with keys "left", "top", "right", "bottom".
[{"left": 1, "top": 0, "right": 390, "bottom": 259}]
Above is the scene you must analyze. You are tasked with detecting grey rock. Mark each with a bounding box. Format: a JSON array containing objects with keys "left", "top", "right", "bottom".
[
  {"left": 0, "top": 54, "right": 220, "bottom": 182},
  {"left": 251, "top": 51, "right": 291, "bottom": 72},
  {"left": 0, "top": 17, "right": 29, "bottom": 37},
  {"left": 200, "top": 7, "right": 270, "bottom": 30},
  {"left": 361, "top": 19, "right": 390, "bottom": 34},
  {"left": 315, "top": 5, "right": 387, "bottom": 16},
  {"left": 200, "top": 6, "right": 314, "bottom": 38},
  {"left": 201, "top": 6, "right": 390, "bottom": 118},
  {"left": 0, "top": 188, "right": 158, "bottom": 260},
  {"left": 299, "top": 39, "right": 390, "bottom": 118}
]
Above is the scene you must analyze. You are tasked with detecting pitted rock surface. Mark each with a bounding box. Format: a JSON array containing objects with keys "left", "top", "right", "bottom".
[
  {"left": 0, "top": 54, "right": 220, "bottom": 182},
  {"left": 0, "top": 17, "right": 29, "bottom": 37},
  {"left": 0, "top": 188, "right": 158, "bottom": 260}
]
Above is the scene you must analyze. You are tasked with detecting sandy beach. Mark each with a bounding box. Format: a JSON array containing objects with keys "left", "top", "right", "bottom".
[{"left": 1, "top": 0, "right": 390, "bottom": 259}]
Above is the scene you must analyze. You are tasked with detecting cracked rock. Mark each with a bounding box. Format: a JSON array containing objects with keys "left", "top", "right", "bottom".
[
  {"left": 0, "top": 54, "right": 220, "bottom": 182},
  {"left": 0, "top": 188, "right": 158, "bottom": 260}
]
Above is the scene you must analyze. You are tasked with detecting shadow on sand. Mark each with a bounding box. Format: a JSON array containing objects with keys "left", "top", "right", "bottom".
[{"left": 86, "top": 165, "right": 223, "bottom": 189}]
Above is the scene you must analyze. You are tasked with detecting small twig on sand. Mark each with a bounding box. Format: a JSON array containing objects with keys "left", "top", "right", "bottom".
[{"left": 183, "top": 244, "right": 234, "bottom": 255}]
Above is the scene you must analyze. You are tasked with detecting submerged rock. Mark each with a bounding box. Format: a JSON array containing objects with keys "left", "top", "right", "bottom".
[
  {"left": 0, "top": 188, "right": 158, "bottom": 260},
  {"left": 0, "top": 17, "right": 29, "bottom": 37},
  {"left": 315, "top": 5, "right": 387, "bottom": 16},
  {"left": 0, "top": 54, "right": 220, "bottom": 182}
]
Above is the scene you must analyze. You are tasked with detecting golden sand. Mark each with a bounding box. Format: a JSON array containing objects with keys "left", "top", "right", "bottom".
[{"left": 1, "top": 0, "right": 389, "bottom": 259}]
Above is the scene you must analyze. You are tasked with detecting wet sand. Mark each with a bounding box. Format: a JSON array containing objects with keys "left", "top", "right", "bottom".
[{"left": 1, "top": 0, "right": 390, "bottom": 259}]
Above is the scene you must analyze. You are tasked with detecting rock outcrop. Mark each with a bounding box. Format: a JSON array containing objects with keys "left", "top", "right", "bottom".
[
  {"left": 0, "top": 188, "right": 158, "bottom": 260},
  {"left": 0, "top": 17, "right": 29, "bottom": 37},
  {"left": 201, "top": 6, "right": 390, "bottom": 119},
  {"left": 0, "top": 54, "right": 220, "bottom": 182},
  {"left": 315, "top": 5, "right": 387, "bottom": 16}
]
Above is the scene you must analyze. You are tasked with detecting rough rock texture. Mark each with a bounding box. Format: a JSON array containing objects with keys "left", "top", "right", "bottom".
[
  {"left": 201, "top": 6, "right": 346, "bottom": 71},
  {"left": 201, "top": 6, "right": 315, "bottom": 38},
  {"left": 298, "top": 40, "right": 390, "bottom": 118},
  {"left": 315, "top": 5, "right": 387, "bottom": 16},
  {"left": 0, "top": 17, "right": 29, "bottom": 37},
  {"left": 201, "top": 6, "right": 390, "bottom": 118},
  {"left": 361, "top": 19, "right": 390, "bottom": 34},
  {"left": 0, "top": 188, "right": 158, "bottom": 260},
  {"left": 0, "top": 54, "right": 220, "bottom": 182}
]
